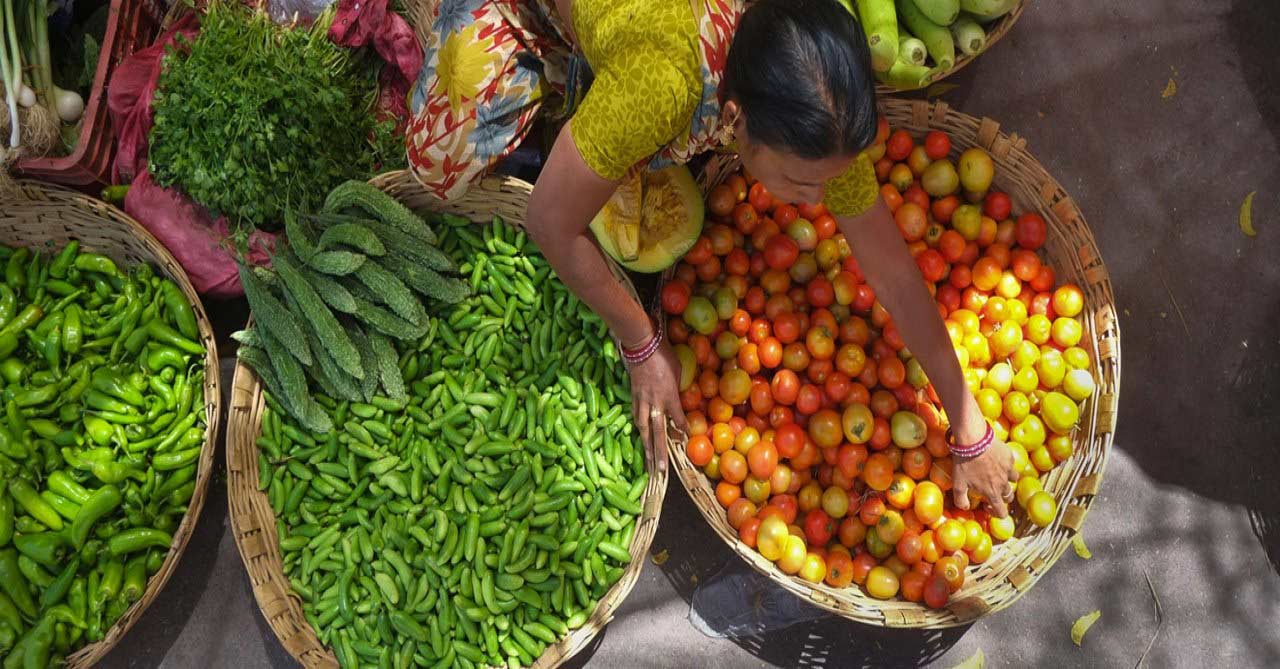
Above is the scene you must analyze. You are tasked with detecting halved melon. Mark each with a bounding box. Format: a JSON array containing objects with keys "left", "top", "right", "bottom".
[{"left": 589, "top": 164, "right": 705, "bottom": 273}]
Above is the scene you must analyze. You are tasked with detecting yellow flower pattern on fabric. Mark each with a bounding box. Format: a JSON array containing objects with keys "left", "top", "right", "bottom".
[
  {"left": 823, "top": 151, "right": 879, "bottom": 218},
  {"left": 569, "top": 0, "right": 702, "bottom": 181},
  {"left": 436, "top": 24, "right": 498, "bottom": 114}
]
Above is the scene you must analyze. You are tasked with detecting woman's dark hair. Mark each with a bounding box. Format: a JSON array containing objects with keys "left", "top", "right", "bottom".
[{"left": 724, "top": 0, "right": 877, "bottom": 159}]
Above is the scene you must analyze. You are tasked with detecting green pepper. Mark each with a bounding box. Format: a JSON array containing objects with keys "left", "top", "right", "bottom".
[
  {"left": 37, "top": 492, "right": 79, "bottom": 522},
  {"left": 91, "top": 460, "right": 137, "bottom": 485},
  {"left": 0, "top": 550, "right": 35, "bottom": 617},
  {"left": 95, "top": 561, "right": 123, "bottom": 606},
  {"left": 0, "top": 337, "right": 14, "bottom": 364},
  {"left": 39, "top": 558, "right": 79, "bottom": 610},
  {"left": 11, "top": 386, "right": 56, "bottom": 409},
  {"left": 3, "top": 250, "right": 27, "bottom": 290},
  {"left": 0, "top": 306, "right": 41, "bottom": 340},
  {"left": 121, "top": 554, "right": 146, "bottom": 603},
  {"left": 0, "top": 360, "right": 22, "bottom": 387},
  {"left": 46, "top": 472, "right": 90, "bottom": 506},
  {"left": 8, "top": 481, "right": 61, "bottom": 531},
  {"left": 107, "top": 528, "right": 171, "bottom": 556},
  {"left": 143, "top": 321, "right": 204, "bottom": 356},
  {"left": 83, "top": 416, "right": 113, "bottom": 448},
  {"left": 148, "top": 378, "right": 175, "bottom": 410},
  {"left": 153, "top": 448, "right": 200, "bottom": 472},
  {"left": 84, "top": 390, "right": 133, "bottom": 415},
  {"left": 90, "top": 369, "right": 144, "bottom": 407},
  {"left": 20, "top": 615, "right": 52, "bottom": 669},
  {"left": 0, "top": 288, "right": 14, "bottom": 331},
  {"left": 0, "top": 427, "right": 25, "bottom": 460},
  {"left": 72, "top": 254, "right": 119, "bottom": 277},
  {"left": 48, "top": 241, "right": 78, "bottom": 279},
  {"left": 160, "top": 282, "right": 199, "bottom": 340},
  {"left": 13, "top": 534, "right": 65, "bottom": 569},
  {"left": 61, "top": 306, "right": 81, "bottom": 355},
  {"left": 0, "top": 592, "right": 21, "bottom": 638},
  {"left": 0, "top": 496, "right": 10, "bottom": 547},
  {"left": 70, "top": 485, "right": 121, "bottom": 549}
]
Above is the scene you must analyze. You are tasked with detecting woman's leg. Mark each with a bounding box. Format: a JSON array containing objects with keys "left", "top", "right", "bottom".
[{"left": 406, "top": 0, "right": 560, "bottom": 200}]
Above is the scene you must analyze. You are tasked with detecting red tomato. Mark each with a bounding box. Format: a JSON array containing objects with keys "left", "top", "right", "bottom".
[
  {"left": 886, "top": 130, "right": 914, "bottom": 162},
  {"left": 804, "top": 509, "right": 836, "bottom": 547},
  {"left": 795, "top": 384, "right": 823, "bottom": 415},
  {"left": 983, "top": 191, "right": 1012, "bottom": 221},
  {"left": 773, "top": 312, "right": 801, "bottom": 344},
  {"left": 774, "top": 422, "right": 806, "bottom": 459},
  {"left": 764, "top": 234, "right": 800, "bottom": 270},
  {"left": 931, "top": 195, "right": 960, "bottom": 225},
  {"left": 732, "top": 202, "right": 759, "bottom": 234},
  {"left": 1015, "top": 212, "right": 1047, "bottom": 250},
  {"left": 771, "top": 369, "right": 801, "bottom": 405},
  {"left": 773, "top": 204, "right": 799, "bottom": 226},
  {"left": 923, "top": 131, "right": 951, "bottom": 160},
  {"left": 749, "top": 182, "right": 774, "bottom": 212},
  {"left": 915, "top": 249, "right": 948, "bottom": 283},
  {"left": 660, "top": 281, "right": 691, "bottom": 315},
  {"left": 806, "top": 276, "right": 835, "bottom": 309},
  {"left": 684, "top": 237, "right": 713, "bottom": 265},
  {"left": 812, "top": 214, "right": 838, "bottom": 241},
  {"left": 903, "top": 185, "right": 930, "bottom": 212}
]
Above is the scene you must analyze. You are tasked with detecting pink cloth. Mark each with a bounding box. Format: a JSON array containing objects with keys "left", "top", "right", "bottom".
[{"left": 329, "top": 0, "right": 423, "bottom": 125}]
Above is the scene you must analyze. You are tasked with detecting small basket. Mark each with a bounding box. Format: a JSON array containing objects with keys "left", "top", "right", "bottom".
[
  {"left": 666, "top": 97, "right": 1121, "bottom": 628},
  {"left": 876, "top": 2, "right": 1028, "bottom": 94},
  {"left": 15, "top": 0, "right": 164, "bottom": 188},
  {"left": 0, "top": 181, "right": 222, "bottom": 664},
  {"left": 224, "top": 172, "right": 668, "bottom": 668}
]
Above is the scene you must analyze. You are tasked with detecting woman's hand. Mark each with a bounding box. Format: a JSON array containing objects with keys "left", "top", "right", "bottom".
[
  {"left": 951, "top": 435, "right": 1019, "bottom": 518},
  {"left": 627, "top": 339, "right": 687, "bottom": 475}
]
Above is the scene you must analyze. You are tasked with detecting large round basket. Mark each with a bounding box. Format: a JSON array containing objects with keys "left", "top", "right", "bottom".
[
  {"left": 667, "top": 98, "right": 1120, "bottom": 628},
  {"left": 225, "top": 173, "right": 668, "bottom": 668},
  {"left": 0, "top": 181, "right": 222, "bottom": 664},
  {"left": 876, "top": 2, "right": 1029, "bottom": 94}
]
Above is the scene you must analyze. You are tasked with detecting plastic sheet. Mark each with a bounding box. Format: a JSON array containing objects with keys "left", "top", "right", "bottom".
[{"left": 688, "top": 559, "right": 829, "bottom": 638}]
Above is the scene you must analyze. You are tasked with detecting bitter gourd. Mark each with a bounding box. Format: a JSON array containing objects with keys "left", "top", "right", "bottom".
[
  {"left": 349, "top": 296, "right": 429, "bottom": 341},
  {"left": 305, "top": 250, "right": 366, "bottom": 276},
  {"left": 274, "top": 252, "right": 364, "bottom": 380},
  {"left": 318, "top": 223, "right": 387, "bottom": 257},
  {"left": 238, "top": 264, "right": 312, "bottom": 367},
  {"left": 284, "top": 211, "right": 319, "bottom": 262},
  {"left": 299, "top": 266, "right": 358, "bottom": 315},
  {"left": 367, "top": 331, "right": 406, "bottom": 403},
  {"left": 323, "top": 180, "right": 438, "bottom": 245},
  {"left": 380, "top": 255, "right": 470, "bottom": 305},
  {"left": 353, "top": 260, "right": 424, "bottom": 325}
]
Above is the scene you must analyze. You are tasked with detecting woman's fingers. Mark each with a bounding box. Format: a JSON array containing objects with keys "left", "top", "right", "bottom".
[
  {"left": 636, "top": 400, "right": 653, "bottom": 462},
  {"left": 952, "top": 481, "right": 971, "bottom": 510},
  {"left": 649, "top": 405, "right": 670, "bottom": 474}
]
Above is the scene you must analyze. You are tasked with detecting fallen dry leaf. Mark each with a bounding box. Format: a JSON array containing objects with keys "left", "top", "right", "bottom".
[
  {"left": 1071, "top": 610, "right": 1102, "bottom": 647},
  {"left": 650, "top": 549, "right": 670, "bottom": 566},
  {"left": 950, "top": 648, "right": 985, "bottom": 669},
  {"left": 1240, "top": 190, "right": 1257, "bottom": 237},
  {"left": 1136, "top": 570, "right": 1163, "bottom": 668},
  {"left": 1161, "top": 78, "right": 1177, "bottom": 99},
  {"left": 1072, "top": 534, "right": 1092, "bottom": 559},
  {"left": 926, "top": 83, "right": 960, "bottom": 99}
]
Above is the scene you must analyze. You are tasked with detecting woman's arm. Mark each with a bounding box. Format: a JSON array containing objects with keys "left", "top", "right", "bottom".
[
  {"left": 524, "top": 124, "right": 686, "bottom": 472},
  {"left": 840, "top": 199, "right": 1018, "bottom": 516}
]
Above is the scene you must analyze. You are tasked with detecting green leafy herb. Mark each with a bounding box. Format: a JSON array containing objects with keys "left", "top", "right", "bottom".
[{"left": 148, "top": 1, "right": 402, "bottom": 233}]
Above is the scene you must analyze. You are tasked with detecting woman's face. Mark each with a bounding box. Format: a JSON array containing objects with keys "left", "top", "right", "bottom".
[{"left": 733, "top": 109, "right": 855, "bottom": 207}]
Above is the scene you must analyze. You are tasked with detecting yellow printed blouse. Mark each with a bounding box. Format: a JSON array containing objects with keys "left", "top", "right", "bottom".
[{"left": 566, "top": 0, "right": 879, "bottom": 218}]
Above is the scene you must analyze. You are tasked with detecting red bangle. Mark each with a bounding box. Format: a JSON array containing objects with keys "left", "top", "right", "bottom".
[
  {"left": 621, "top": 317, "right": 664, "bottom": 366},
  {"left": 948, "top": 424, "right": 993, "bottom": 458}
]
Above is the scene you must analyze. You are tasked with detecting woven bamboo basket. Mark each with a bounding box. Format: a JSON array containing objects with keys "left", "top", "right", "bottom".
[
  {"left": 0, "top": 181, "right": 221, "bottom": 664},
  {"left": 225, "top": 172, "right": 669, "bottom": 668},
  {"left": 875, "top": 1, "right": 1028, "bottom": 94},
  {"left": 666, "top": 98, "right": 1120, "bottom": 628}
]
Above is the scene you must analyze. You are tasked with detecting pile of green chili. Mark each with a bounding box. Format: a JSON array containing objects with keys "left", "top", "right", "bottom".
[{"left": 0, "top": 241, "right": 208, "bottom": 665}]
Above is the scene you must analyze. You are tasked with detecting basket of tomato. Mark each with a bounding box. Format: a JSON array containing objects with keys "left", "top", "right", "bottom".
[{"left": 661, "top": 98, "right": 1119, "bottom": 627}]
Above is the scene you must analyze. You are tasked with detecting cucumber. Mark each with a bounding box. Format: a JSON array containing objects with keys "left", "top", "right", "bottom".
[
  {"left": 897, "top": 0, "right": 955, "bottom": 70},
  {"left": 323, "top": 181, "right": 439, "bottom": 246},
  {"left": 911, "top": 0, "right": 959, "bottom": 25},
  {"left": 960, "top": 0, "right": 1017, "bottom": 21},
  {"left": 239, "top": 264, "right": 312, "bottom": 367},
  {"left": 855, "top": 0, "right": 899, "bottom": 73},
  {"left": 899, "top": 35, "right": 927, "bottom": 66},
  {"left": 274, "top": 252, "right": 365, "bottom": 380},
  {"left": 951, "top": 15, "right": 987, "bottom": 56},
  {"left": 318, "top": 223, "right": 387, "bottom": 257}
]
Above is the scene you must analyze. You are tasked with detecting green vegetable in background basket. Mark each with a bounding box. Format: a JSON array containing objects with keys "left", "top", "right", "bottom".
[
  {"left": 254, "top": 214, "right": 647, "bottom": 668},
  {"left": 147, "top": 1, "right": 404, "bottom": 233},
  {"left": 234, "top": 181, "right": 471, "bottom": 432},
  {"left": 0, "top": 240, "right": 208, "bottom": 664}
]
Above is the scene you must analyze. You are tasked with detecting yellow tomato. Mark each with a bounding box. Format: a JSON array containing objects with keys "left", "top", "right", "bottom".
[
  {"left": 757, "top": 516, "right": 789, "bottom": 561},
  {"left": 865, "top": 566, "right": 900, "bottom": 600},
  {"left": 989, "top": 515, "right": 1015, "bottom": 542},
  {"left": 1026, "top": 491, "right": 1057, "bottom": 528},
  {"left": 799, "top": 552, "right": 827, "bottom": 583},
  {"left": 1015, "top": 476, "right": 1043, "bottom": 509}
]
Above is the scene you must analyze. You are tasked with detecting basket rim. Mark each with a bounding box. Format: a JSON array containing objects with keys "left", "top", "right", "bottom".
[
  {"left": 876, "top": 1, "right": 1029, "bottom": 94},
  {"left": 2, "top": 181, "right": 223, "bottom": 666},
  {"left": 663, "top": 97, "right": 1120, "bottom": 628},
  {"left": 224, "top": 172, "right": 670, "bottom": 668}
]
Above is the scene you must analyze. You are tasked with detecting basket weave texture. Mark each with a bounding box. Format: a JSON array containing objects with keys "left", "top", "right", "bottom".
[
  {"left": 0, "top": 181, "right": 222, "bottom": 664},
  {"left": 667, "top": 97, "right": 1121, "bottom": 628},
  {"left": 224, "top": 172, "right": 668, "bottom": 668}
]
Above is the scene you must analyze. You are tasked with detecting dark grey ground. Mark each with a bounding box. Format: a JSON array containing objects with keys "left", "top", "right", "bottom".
[{"left": 97, "top": 1, "right": 1280, "bottom": 667}]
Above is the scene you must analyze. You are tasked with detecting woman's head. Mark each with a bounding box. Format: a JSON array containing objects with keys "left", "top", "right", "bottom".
[{"left": 723, "top": 0, "right": 877, "bottom": 205}]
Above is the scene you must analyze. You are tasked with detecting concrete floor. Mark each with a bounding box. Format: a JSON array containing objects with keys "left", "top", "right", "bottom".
[{"left": 98, "top": 1, "right": 1280, "bottom": 667}]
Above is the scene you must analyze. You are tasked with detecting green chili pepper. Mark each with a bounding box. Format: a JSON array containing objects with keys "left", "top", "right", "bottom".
[
  {"left": 0, "top": 305, "right": 41, "bottom": 340},
  {"left": 144, "top": 321, "right": 203, "bottom": 356},
  {"left": 8, "top": 481, "right": 61, "bottom": 531},
  {"left": 0, "top": 551, "right": 35, "bottom": 618},
  {"left": 96, "top": 561, "right": 124, "bottom": 606},
  {"left": 0, "top": 359, "right": 22, "bottom": 387},
  {"left": 12, "top": 386, "right": 56, "bottom": 409},
  {"left": 20, "top": 615, "right": 53, "bottom": 669},
  {"left": 144, "top": 345, "right": 186, "bottom": 372},
  {"left": 48, "top": 241, "right": 78, "bottom": 279},
  {"left": 0, "top": 427, "right": 24, "bottom": 461},
  {"left": 107, "top": 528, "right": 172, "bottom": 556},
  {"left": 160, "top": 282, "right": 199, "bottom": 341},
  {"left": 82, "top": 416, "right": 113, "bottom": 448},
  {"left": 90, "top": 460, "right": 136, "bottom": 486},
  {"left": 38, "top": 558, "right": 79, "bottom": 610},
  {"left": 72, "top": 254, "right": 119, "bottom": 277},
  {"left": 90, "top": 369, "right": 144, "bottom": 407},
  {"left": 61, "top": 306, "right": 81, "bottom": 355},
  {"left": 70, "top": 485, "right": 122, "bottom": 549},
  {"left": 0, "top": 288, "right": 14, "bottom": 331},
  {"left": 13, "top": 534, "right": 65, "bottom": 569}
]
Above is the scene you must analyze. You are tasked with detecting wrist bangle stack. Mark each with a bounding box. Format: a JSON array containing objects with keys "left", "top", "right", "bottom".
[
  {"left": 621, "top": 316, "right": 664, "bottom": 366},
  {"left": 948, "top": 424, "right": 993, "bottom": 458}
]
